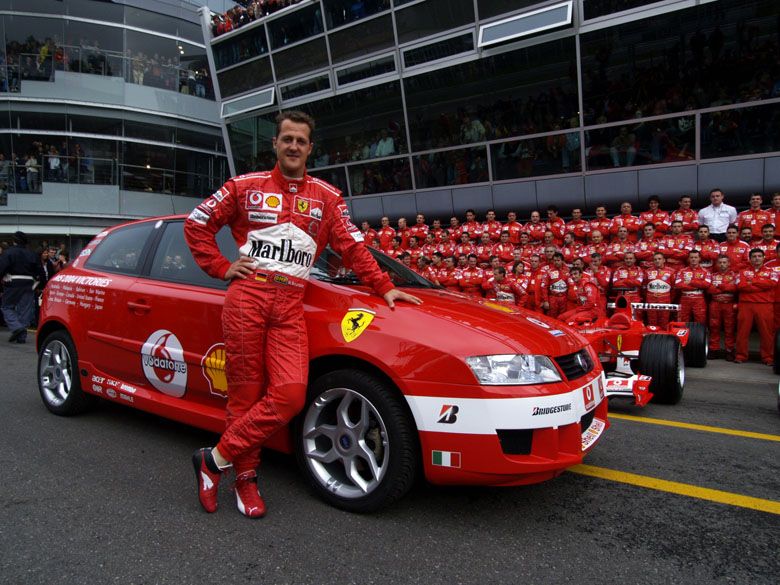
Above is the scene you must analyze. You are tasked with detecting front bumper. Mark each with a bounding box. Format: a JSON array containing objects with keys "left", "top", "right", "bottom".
[{"left": 403, "top": 372, "right": 609, "bottom": 486}]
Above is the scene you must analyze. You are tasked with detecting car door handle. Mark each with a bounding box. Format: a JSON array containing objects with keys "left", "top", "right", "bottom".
[{"left": 127, "top": 300, "right": 151, "bottom": 314}]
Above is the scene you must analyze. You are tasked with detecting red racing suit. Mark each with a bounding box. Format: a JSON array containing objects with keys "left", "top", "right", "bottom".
[
  {"left": 692, "top": 238, "right": 720, "bottom": 271},
  {"left": 184, "top": 165, "right": 393, "bottom": 474},
  {"left": 437, "top": 266, "right": 461, "bottom": 291},
  {"left": 643, "top": 267, "right": 676, "bottom": 327},
  {"left": 458, "top": 266, "right": 485, "bottom": 297},
  {"left": 524, "top": 222, "right": 547, "bottom": 243},
  {"left": 736, "top": 265, "right": 778, "bottom": 363},
  {"left": 639, "top": 210, "right": 670, "bottom": 233},
  {"left": 611, "top": 265, "right": 644, "bottom": 304},
  {"left": 587, "top": 264, "right": 611, "bottom": 313},
  {"left": 542, "top": 266, "right": 570, "bottom": 317},
  {"left": 674, "top": 267, "right": 711, "bottom": 324},
  {"left": 558, "top": 280, "right": 601, "bottom": 324},
  {"left": 661, "top": 233, "right": 692, "bottom": 269},
  {"left": 764, "top": 258, "right": 780, "bottom": 332},
  {"left": 719, "top": 240, "right": 750, "bottom": 271},
  {"left": 737, "top": 209, "right": 772, "bottom": 240},
  {"left": 609, "top": 214, "right": 643, "bottom": 242},
  {"left": 566, "top": 219, "right": 591, "bottom": 243},
  {"left": 669, "top": 208, "right": 699, "bottom": 234},
  {"left": 708, "top": 269, "right": 737, "bottom": 353}
]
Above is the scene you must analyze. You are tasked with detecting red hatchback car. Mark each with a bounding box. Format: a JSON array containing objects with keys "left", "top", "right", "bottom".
[{"left": 37, "top": 215, "right": 609, "bottom": 511}]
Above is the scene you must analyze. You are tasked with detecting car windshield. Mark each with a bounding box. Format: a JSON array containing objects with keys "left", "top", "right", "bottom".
[{"left": 311, "top": 247, "right": 436, "bottom": 288}]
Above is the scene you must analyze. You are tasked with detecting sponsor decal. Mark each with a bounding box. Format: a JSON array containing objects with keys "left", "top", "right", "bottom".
[
  {"left": 437, "top": 404, "right": 459, "bottom": 424},
  {"left": 647, "top": 280, "right": 672, "bottom": 293},
  {"left": 616, "top": 334, "right": 623, "bottom": 352},
  {"left": 188, "top": 208, "right": 211, "bottom": 225},
  {"left": 92, "top": 375, "right": 105, "bottom": 384},
  {"left": 293, "top": 196, "right": 323, "bottom": 221},
  {"left": 550, "top": 280, "right": 567, "bottom": 293},
  {"left": 340, "top": 309, "right": 375, "bottom": 343},
  {"left": 106, "top": 388, "right": 117, "bottom": 399},
  {"left": 247, "top": 238, "right": 313, "bottom": 268},
  {"left": 92, "top": 384, "right": 103, "bottom": 394},
  {"left": 549, "top": 329, "right": 565, "bottom": 337},
  {"left": 288, "top": 183, "right": 298, "bottom": 193},
  {"left": 248, "top": 211, "right": 278, "bottom": 224},
  {"left": 79, "top": 248, "right": 92, "bottom": 257},
  {"left": 120, "top": 394, "right": 134, "bottom": 403},
  {"left": 308, "top": 220, "right": 319, "bottom": 236},
  {"left": 337, "top": 204, "right": 350, "bottom": 218},
  {"left": 212, "top": 188, "right": 227, "bottom": 202},
  {"left": 141, "top": 330, "right": 188, "bottom": 398},
  {"left": 310, "top": 204, "right": 322, "bottom": 220},
  {"left": 526, "top": 316, "right": 550, "bottom": 329},
  {"left": 295, "top": 196, "right": 309, "bottom": 215},
  {"left": 52, "top": 275, "right": 111, "bottom": 287},
  {"left": 676, "top": 329, "right": 687, "bottom": 337},
  {"left": 432, "top": 450, "right": 461, "bottom": 468},
  {"left": 532, "top": 403, "right": 572, "bottom": 416},
  {"left": 246, "top": 191, "right": 283, "bottom": 211},
  {"left": 201, "top": 343, "right": 227, "bottom": 398},
  {"left": 581, "top": 418, "right": 606, "bottom": 451},
  {"left": 582, "top": 382, "right": 596, "bottom": 411},
  {"left": 483, "top": 301, "right": 513, "bottom": 313}
]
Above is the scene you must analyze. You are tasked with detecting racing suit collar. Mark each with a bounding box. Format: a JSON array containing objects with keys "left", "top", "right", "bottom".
[{"left": 272, "top": 163, "right": 308, "bottom": 194}]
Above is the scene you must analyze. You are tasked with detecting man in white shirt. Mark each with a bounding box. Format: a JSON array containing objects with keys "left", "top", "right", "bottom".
[
  {"left": 698, "top": 188, "right": 737, "bottom": 242},
  {"left": 374, "top": 129, "right": 395, "bottom": 158}
]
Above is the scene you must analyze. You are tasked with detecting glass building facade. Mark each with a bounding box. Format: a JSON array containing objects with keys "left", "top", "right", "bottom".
[
  {"left": 207, "top": 0, "right": 780, "bottom": 220},
  {"left": 0, "top": 0, "right": 228, "bottom": 250}
]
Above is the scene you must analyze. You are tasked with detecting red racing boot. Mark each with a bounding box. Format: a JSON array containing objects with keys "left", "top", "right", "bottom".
[
  {"left": 234, "top": 471, "right": 267, "bottom": 518},
  {"left": 192, "top": 448, "right": 224, "bottom": 513}
]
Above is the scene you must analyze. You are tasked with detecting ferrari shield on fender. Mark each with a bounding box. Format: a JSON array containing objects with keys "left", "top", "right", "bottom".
[{"left": 341, "top": 309, "right": 375, "bottom": 342}]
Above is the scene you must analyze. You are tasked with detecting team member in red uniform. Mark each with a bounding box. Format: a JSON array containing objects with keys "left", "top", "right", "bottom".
[
  {"left": 587, "top": 252, "right": 611, "bottom": 312},
  {"left": 639, "top": 196, "right": 670, "bottom": 234},
  {"left": 507, "top": 248, "right": 528, "bottom": 274},
  {"left": 737, "top": 193, "right": 772, "bottom": 240},
  {"left": 492, "top": 230, "right": 515, "bottom": 265},
  {"left": 418, "top": 256, "right": 435, "bottom": 279},
  {"left": 540, "top": 252, "right": 569, "bottom": 318},
  {"left": 463, "top": 209, "right": 483, "bottom": 241},
  {"left": 582, "top": 230, "right": 607, "bottom": 264},
  {"left": 644, "top": 252, "right": 676, "bottom": 327},
  {"left": 419, "top": 232, "right": 437, "bottom": 260},
  {"left": 754, "top": 224, "right": 780, "bottom": 261},
  {"left": 719, "top": 224, "right": 750, "bottom": 270},
  {"left": 454, "top": 231, "right": 475, "bottom": 260},
  {"left": 661, "top": 220, "right": 692, "bottom": 268},
  {"left": 566, "top": 207, "right": 591, "bottom": 242},
  {"left": 436, "top": 255, "right": 461, "bottom": 290},
  {"left": 740, "top": 226, "right": 756, "bottom": 245},
  {"left": 409, "top": 213, "right": 429, "bottom": 241},
  {"left": 560, "top": 232, "right": 581, "bottom": 265},
  {"left": 437, "top": 232, "right": 455, "bottom": 258},
  {"left": 708, "top": 255, "right": 738, "bottom": 360},
  {"left": 396, "top": 217, "right": 411, "bottom": 249},
  {"left": 185, "top": 111, "right": 419, "bottom": 517},
  {"left": 764, "top": 242, "right": 780, "bottom": 332},
  {"left": 407, "top": 236, "right": 424, "bottom": 265},
  {"left": 360, "top": 221, "right": 377, "bottom": 244},
  {"left": 524, "top": 210, "right": 546, "bottom": 243},
  {"left": 604, "top": 226, "right": 633, "bottom": 266},
  {"left": 385, "top": 236, "right": 404, "bottom": 259},
  {"left": 482, "top": 266, "right": 521, "bottom": 304},
  {"left": 482, "top": 209, "right": 503, "bottom": 242},
  {"left": 504, "top": 211, "right": 524, "bottom": 244},
  {"left": 474, "top": 232, "right": 494, "bottom": 268},
  {"left": 526, "top": 254, "right": 546, "bottom": 312},
  {"left": 511, "top": 262, "right": 531, "bottom": 307},
  {"left": 692, "top": 224, "right": 720, "bottom": 270},
  {"left": 545, "top": 205, "right": 566, "bottom": 245},
  {"left": 448, "top": 216, "right": 463, "bottom": 242},
  {"left": 518, "top": 232, "right": 538, "bottom": 262},
  {"left": 458, "top": 254, "right": 484, "bottom": 297},
  {"left": 735, "top": 249, "right": 778, "bottom": 364},
  {"left": 771, "top": 192, "right": 780, "bottom": 228},
  {"left": 634, "top": 223, "right": 663, "bottom": 269},
  {"left": 674, "top": 250, "right": 711, "bottom": 324},
  {"left": 377, "top": 216, "right": 396, "bottom": 250},
  {"left": 611, "top": 251, "right": 644, "bottom": 304},
  {"left": 430, "top": 219, "right": 445, "bottom": 243},
  {"left": 558, "top": 267, "right": 601, "bottom": 323},
  {"left": 670, "top": 195, "right": 699, "bottom": 234},
  {"left": 589, "top": 206, "right": 612, "bottom": 240},
  {"left": 610, "top": 201, "right": 643, "bottom": 242}
]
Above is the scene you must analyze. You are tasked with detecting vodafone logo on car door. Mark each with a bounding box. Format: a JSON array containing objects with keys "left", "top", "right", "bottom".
[{"left": 141, "top": 330, "right": 188, "bottom": 397}]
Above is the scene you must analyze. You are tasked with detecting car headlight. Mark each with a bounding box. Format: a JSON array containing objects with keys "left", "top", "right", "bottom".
[{"left": 465, "top": 355, "right": 562, "bottom": 385}]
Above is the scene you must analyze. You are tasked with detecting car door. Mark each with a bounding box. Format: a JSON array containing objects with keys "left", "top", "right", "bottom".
[{"left": 120, "top": 220, "right": 234, "bottom": 409}]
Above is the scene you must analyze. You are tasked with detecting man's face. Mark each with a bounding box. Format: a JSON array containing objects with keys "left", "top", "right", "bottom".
[
  {"left": 361, "top": 221, "right": 370, "bottom": 231},
  {"left": 564, "top": 234, "right": 574, "bottom": 246},
  {"left": 773, "top": 194, "right": 780, "bottom": 210},
  {"left": 570, "top": 270, "right": 582, "bottom": 282},
  {"left": 401, "top": 255, "right": 411, "bottom": 266},
  {"left": 644, "top": 226, "right": 655, "bottom": 239},
  {"left": 481, "top": 233, "right": 491, "bottom": 244},
  {"left": 572, "top": 259, "right": 584, "bottom": 271},
  {"left": 490, "top": 257, "right": 500, "bottom": 269},
  {"left": 726, "top": 228, "right": 738, "bottom": 242},
  {"left": 553, "top": 256, "right": 563, "bottom": 268},
  {"left": 450, "top": 217, "right": 459, "bottom": 227},
  {"left": 763, "top": 226, "right": 775, "bottom": 241},
  {"left": 648, "top": 199, "right": 659, "bottom": 210},
  {"left": 530, "top": 256, "right": 540, "bottom": 269},
  {"left": 468, "top": 256, "right": 477, "bottom": 268},
  {"left": 697, "top": 227, "right": 710, "bottom": 241},
  {"left": 617, "top": 227, "right": 628, "bottom": 241},
  {"left": 710, "top": 190, "right": 724, "bottom": 205},
  {"left": 750, "top": 251, "right": 764, "bottom": 269},
  {"left": 486, "top": 211, "right": 496, "bottom": 221},
  {"left": 624, "top": 253, "right": 636, "bottom": 267},
  {"left": 431, "top": 255, "right": 441, "bottom": 266},
  {"left": 409, "top": 236, "right": 418, "bottom": 248},
  {"left": 381, "top": 217, "right": 390, "bottom": 227},
  {"left": 596, "top": 207, "right": 606, "bottom": 218},
  {"left": 416, "top": 214, "right": 425, "bottom": 225},
  {"left": 513, "top": 249, "right": 522, "bottom": 260},
  {"left": 679, "top": 197, "right": 691, "bottom": 210},
  {"left": 653, "top": 254, "right": 665, "bottom": 268},
  {"left": 544, "top": 246, "right": 556, "bottom": 260},
  {"left": 591, "top": 230, "right": 603, "bottom": 243},
  {"left": 716, "top": 257, "right": 730, "bottom": 272},
  {"left": 444, "top": 258, "right": 454, "bottom": 269},
  {"left": 591, "top": 256, "right": 601, "bottom": 269},
  {"left": 621, "top": 202, "right": 632, "bottom": 215},
  {"left": 571, "top": 209, "right": 582, "bottom": 221},
  {"left": 688, "top": 253, "right": 700, "bottom": 267},
  {"left": 500, "top": 232, "right": 509, "bottom": 243},
  {"left": 507, "top": 211, "right": 517, "bottom": 222},
  {"left": 398, "top": 218, "right": 407, "bottom": 229},
  {"left": 750, "top": 195, "right": 762, "bottom": 209},
  {"left": 466, "top": 211, "right": 475, "bottom": 222},
  {"left": 433, "top": 219, "right": 441, "bottom": 229},
  {"left": 493, "top": 269, "right": 504, "bottom": 282},
  {"left": 671, "top": 222, "right": 683, "bottom": 235},
  {"left": 741, "top": 228, "right": 753, "bottom": 242},
  {"left": 273, "top": 119, "right": 313, "bottom": 178},
  {"left": 547, "top": 209, "right": 557, "bottom": 220},
  {"left": 543, "top": 231, "right": 554, "bottom": 244},
  {"left": 530, "top": 211, "right": 540, "bottom": 223},
  {"left": 461, "top": 233, "right": 470, "bottom": 243},
  {"left": 520, "top": 233, "right": 530, "bottom": 244},
  {"left": 425, "top": 234, "right": 434, "bottom": 244}
]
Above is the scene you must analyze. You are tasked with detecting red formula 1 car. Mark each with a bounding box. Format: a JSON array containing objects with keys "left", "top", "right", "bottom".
[
  {"left": 36, "top": 216, "right": 608, "bottom": 512},
  {"left": 567, "top": 297, "right": 708, "bottom": 406}
]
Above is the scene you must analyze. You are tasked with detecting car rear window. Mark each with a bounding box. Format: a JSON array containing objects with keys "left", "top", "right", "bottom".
[{"left": 85, "top": 221, "right": 155, "bottom": 275}]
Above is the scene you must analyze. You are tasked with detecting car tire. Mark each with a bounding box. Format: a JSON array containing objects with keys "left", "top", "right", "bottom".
[
  {"left": 774, "top": 330, "right": 780, "bottom": 376},
  {"left": 37, "top": 330, "right": 95, "bottom": 416},
  {"left": 294, "top": 369, "right": 418, "bottom": 513},
  {"left": 639, "top": 334, "right": 684, "bottom": 405},
  {"left": 683, "top": 322, "right": 708, "bottom": 368}
]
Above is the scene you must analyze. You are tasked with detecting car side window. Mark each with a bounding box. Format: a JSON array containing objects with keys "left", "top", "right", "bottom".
[
  {"left": 85, "top": 222, "right": 155, "bottom": 275},
  {"left": 148, "top": 221, "right": 237, "bottom": 290}
]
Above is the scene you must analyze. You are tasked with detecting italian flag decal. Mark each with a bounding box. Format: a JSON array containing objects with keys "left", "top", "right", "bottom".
[{"left": 432, "top": 450, "right": 461, "bottom": 468}]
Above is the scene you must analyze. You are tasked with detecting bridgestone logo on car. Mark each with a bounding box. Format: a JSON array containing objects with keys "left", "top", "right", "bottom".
[
  {"left": 248, "top": 238, "right": 313, "bottom": 267},
  {"left": 532, "top": 403, "right": 572, "bottom": 416}
]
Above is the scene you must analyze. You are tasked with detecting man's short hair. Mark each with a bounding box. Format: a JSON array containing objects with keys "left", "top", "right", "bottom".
[
  {"left": 726, "top": 223, "right": 738, "bottom": 231},
  {"left": 709, "top": 188, "right": 723, "bottom": 196},
  {"left": 275, "top": 110, "right": 315, "bottom": 137},
  {"left": 688, "top": 249, "right": 701, "bottom": 256},
  {"left": 749, "top": 248, "right": 765, "bottom": 258},
  {"left": 547, "top": 205, "right": 559, "bottom": 213},
  {"left": 647, "top": 195, "right": 660, "bottom": 204},
  {"left": 761, "top": 223, "right": 774, "bottom": 231}
]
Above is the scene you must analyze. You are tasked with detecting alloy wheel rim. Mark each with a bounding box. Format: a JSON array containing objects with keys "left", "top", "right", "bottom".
[{"left": 39, "top": 340, "right": 73, "bottom": 406}]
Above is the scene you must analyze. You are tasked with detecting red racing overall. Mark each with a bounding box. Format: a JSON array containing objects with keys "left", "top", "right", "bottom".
[{"left": 184, "top": 165, "right": 393, "bottom": 476}]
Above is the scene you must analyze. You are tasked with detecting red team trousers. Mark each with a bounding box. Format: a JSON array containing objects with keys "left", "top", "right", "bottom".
[
  {"left": 735, "top": 302, "right": 774, "bottom": 363},
  {"left": 709, "top": 301, "right": 736, "bottom": 352},
  {"left": 678, "top": 293, "right": 707, "bottom": 324}
]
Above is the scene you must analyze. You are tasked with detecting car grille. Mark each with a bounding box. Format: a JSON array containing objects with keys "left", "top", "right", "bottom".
[
  {"left": 496, "top": 429, "right": 533, "bottom": 455},
  {"left": 580, "top": 409, "right": 595, "bottom": 435},
  {"left": 555, "top": 349, "right": 594, "bottom": 382}
]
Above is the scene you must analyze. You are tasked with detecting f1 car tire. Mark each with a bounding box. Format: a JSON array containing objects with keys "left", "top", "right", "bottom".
[
  {"left": 683, "top": 322, "right": 708, "bottom": 368},
  {"left": 37, "top": 330, "right": 95, "bottom": 416},
  {"left": 295, "top": 369, "right": 418, "bottom": 512},
  {"left": 639, "top": 334, "right": 684, "bottom": 405},
  {"left": 774, "top": 331, "right": 780, "bottom": 376}
]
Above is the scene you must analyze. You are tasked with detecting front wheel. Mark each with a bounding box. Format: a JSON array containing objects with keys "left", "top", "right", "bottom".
[
  {"left": 37, "top": 330, "right": 95, "bottom": 415},
  {"left": 639, "top": 334, "right": 685, "bottom": 405},
  {"left": 683, "top": 322, "right": 708, "bottom": 368},
  {"left": 294, "top": 369, "right": 418, "bottom": 512}
]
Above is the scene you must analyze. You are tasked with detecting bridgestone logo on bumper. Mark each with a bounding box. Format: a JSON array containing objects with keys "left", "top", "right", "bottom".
[
  {"left": 532, "top": 403, "right": 572, "bottom": 416},
  {"left": 248, "top": 238, "right": 313, "bottom": 267}
]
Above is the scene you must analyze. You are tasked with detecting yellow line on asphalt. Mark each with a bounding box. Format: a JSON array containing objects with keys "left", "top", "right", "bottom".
[
  {"left": 569, "top": 464, "right": 780, "bottom": 515},
  {"left": 609, "top": 413, "right": 780, "bottom": 442}
]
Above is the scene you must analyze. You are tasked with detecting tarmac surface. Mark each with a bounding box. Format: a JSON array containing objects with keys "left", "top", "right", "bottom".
[{"left": 0, "top": 333, "right": 778, "bottom": 585}]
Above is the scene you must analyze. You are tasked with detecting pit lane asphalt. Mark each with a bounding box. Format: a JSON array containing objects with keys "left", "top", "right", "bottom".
[{"left": 1, "top": 338, "right": 778, "bottom": 585}]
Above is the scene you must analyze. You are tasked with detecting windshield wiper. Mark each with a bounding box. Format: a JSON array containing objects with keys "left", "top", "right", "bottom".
[{"left": 322, "top": 275, "right": 362, "bottom": 285}]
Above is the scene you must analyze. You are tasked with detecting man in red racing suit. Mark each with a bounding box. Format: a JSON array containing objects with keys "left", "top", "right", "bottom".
[
  {"left": 644, "top": 252, "right": 676, "bottom": 328},
  {"left": 184, "top": 111, "right": 419, "bottom": 518}
]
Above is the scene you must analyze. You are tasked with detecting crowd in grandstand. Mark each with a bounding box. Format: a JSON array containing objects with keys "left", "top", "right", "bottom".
[
  {"left": 0, "top": 142, "right": 98, "bottom": 193},
  {"left": 211, "top": 1, "right": 307, "bottom": 37},
  {"left": 360, "top": 190, "right": 780, "bottom": 365}
]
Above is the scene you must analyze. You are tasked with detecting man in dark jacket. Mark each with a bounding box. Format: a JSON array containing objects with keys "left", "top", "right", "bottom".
[{"left": 0, "top": 231, "right": 41, "bottom": 343}]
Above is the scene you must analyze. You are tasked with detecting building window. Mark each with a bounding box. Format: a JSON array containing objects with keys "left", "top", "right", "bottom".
[
  {"left": 328, "top": 13, "right": 394, "bottom": 64},
  {"left": 402, "top": 33, "right": 474, "bottom": 69},
  {"left": 336, "top": 54, "right": 395, "bottom": 86},
  {"left": 349, "top": 157, "right": 412, "bottom": 196},
  {"left": 218, "top": 57, "right": 274, "bottom": 98},
  {"left": 394, "top": 0, "right": 474, "bottom": 45},
  {"left": 322, "top": 0, "right": 391, "bottom": 30},
  {"left": 414, "top": 146, "right": 489, "bottom": 188},
  {"left": 267, "top": 2, "right": 324, "bottom": 50},
  {"left": 478, "top": 2, "right": 572, "bottom": 48},
  {"left": 491, "top": 132, "right": 581, "bottom": 180},
  {"left": 272, "top": 37, "right": 329, "bottom": 82},
  {"left": 701, "top": 102, "right": 780, "bottom": 160}
]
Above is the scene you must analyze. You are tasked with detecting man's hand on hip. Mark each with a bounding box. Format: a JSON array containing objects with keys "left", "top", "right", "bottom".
[
  {"left": 224, "top": 257, "right": 257, "bottom": 280},
  {"left": 383, "top": 288, "right": 422, "bottom": 310}
]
